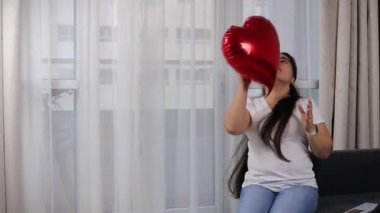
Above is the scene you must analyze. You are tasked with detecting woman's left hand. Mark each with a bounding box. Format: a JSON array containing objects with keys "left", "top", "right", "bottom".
[{"left": 298, "top": 100, "right": 314, "bottom": 133}]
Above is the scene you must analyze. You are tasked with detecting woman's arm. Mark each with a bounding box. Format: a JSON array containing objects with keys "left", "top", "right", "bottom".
[
  {"left": 298, "top": 100, "right": 333, "bottom": 159},
  {"left": 224, "top": 76, "right": 252, "bottom": 135}
]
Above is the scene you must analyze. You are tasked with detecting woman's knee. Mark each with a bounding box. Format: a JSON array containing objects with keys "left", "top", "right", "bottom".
[
  {"left": 270, "top": 186, "right": 318, "bottom": 213},
  {"left": 238, "top": 185, "right": 275, "bottom": 213}
]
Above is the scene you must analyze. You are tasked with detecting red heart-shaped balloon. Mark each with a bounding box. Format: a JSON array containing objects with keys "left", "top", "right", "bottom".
[{"left": 222, "top": 16, "right": 280, "bottom": 91}]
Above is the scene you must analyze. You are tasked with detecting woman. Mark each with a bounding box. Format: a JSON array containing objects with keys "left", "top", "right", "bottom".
[{"left": 224, "top": 52, "right": 333, "bottom": 213}]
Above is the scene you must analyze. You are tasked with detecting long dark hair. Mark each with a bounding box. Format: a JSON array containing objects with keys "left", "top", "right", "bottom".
[{"left": 228, "top": 52, "right": 300, "bottom": 198}]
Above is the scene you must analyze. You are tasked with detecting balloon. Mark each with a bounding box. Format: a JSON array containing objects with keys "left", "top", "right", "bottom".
[{"left": 222, "top": 16, "right": 280, "bottom": 91}]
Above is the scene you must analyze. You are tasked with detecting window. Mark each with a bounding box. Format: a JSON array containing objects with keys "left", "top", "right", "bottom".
[
  {"left": 51, "top": 58, "right": 75, "bottom": 80},
  {"left": 99, "top": 26, "right": 113, "bottom": 42},
  {"left": 242, "top": 0, "right": 320, "bottom": 103},
  {"left": 99, "top": 69, "right": 114, "bottom": 85},
  {"left": 176, "top": 28, "right": 211, "bottom": 41},
  {"left": 58, "top": 25, "right": 74, "bottom": 42},
  {"left": 165, "top": 28, "right": 169, "bottom": 39},
  {"left": 194, "top": 68, "right": 211, "bottom": 82}
]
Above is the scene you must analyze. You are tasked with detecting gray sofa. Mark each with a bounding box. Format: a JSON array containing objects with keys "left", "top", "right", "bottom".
[{"left": 312, "top": 149, "right": 380, "bottom": 212}]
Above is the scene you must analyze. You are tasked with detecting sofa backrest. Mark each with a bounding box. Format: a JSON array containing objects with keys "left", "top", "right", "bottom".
[{"left": 312, "top": 149, "right": 380, "bottom": 196}]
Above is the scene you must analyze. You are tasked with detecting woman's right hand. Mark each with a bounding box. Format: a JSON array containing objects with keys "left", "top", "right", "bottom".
[{"left": 238, "top": 75, "right": 252, "bottom": 90}]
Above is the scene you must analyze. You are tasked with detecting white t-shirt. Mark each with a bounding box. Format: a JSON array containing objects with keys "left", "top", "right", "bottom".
[{"left": 242, "top": 96, "right": 325, "bottom": 192}]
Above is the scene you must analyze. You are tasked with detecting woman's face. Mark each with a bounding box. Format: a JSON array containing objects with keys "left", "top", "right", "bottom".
[{"left": 276, "top": 54, "right": 294, "bottom": 84}]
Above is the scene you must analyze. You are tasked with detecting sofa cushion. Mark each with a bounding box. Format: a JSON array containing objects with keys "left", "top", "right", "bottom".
[
  {"left": 312, "top": 149, "right": 380, "bottom": 196},
  {"left": 317, "top": 192, "right": 380, "bottom": 212}
]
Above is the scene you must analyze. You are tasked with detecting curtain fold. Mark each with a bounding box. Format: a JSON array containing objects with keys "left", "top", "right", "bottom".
[
  {"left": 0, "top": 1, "right": 6, "bottom": 212},
  {"left": 3, "top": 0, "right": 24, "bottom": 212},
  {"left": 76, "top": 0, "right": 103, "bottom": 212}
]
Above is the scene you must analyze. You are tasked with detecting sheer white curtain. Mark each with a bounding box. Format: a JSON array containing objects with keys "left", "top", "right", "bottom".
[
  {"left": 267, "top": 0, "right": 321, "bottom": 101},
  {"left": 3, "top": 0, "right": 320, "bottom": 212},
  {"left": 0, "top": 0, "right": 256, "bottom": 213},
  {"left": 240, "top": 0, "right": 321, "bottom": 100}
]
